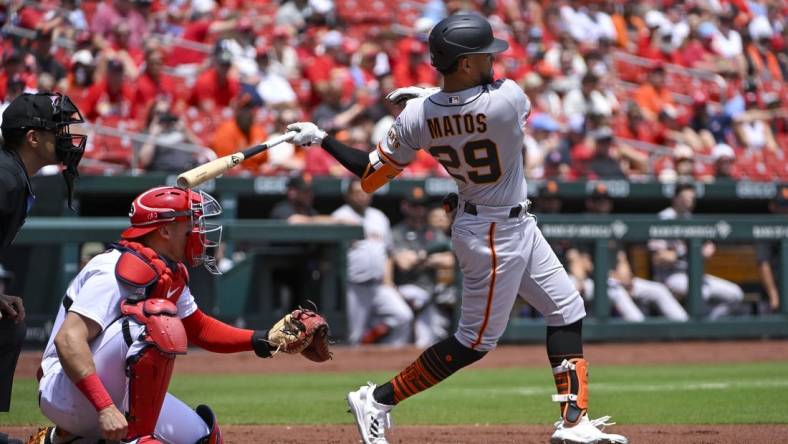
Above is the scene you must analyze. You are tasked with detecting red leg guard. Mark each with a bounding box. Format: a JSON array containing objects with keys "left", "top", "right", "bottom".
[
  {"left": 125, "top": 345, "right": 176, "bottom": 439},
  {"left": 195, "top": 405, "right": 223, "bottom": 444}
]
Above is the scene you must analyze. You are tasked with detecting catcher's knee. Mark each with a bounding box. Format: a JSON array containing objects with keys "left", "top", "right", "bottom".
[{"left": 195, "top": 404, "right": 223, "bottom": 444}]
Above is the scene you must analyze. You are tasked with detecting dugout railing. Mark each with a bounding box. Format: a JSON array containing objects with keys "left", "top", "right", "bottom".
[{"left": 8, "top": 214, "right": 788, "bottom": 344}]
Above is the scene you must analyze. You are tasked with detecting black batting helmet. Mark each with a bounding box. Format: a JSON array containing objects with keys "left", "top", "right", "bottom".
[{"left": 428, "top": 14, "right": 509, "bottom": 71}]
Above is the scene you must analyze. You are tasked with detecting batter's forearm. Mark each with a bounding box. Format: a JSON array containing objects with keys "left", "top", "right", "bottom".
[{"left": 320, "top": 136, "right": 369, "bottom": 178}]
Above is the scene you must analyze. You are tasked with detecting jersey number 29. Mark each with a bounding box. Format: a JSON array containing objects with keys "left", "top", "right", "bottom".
[{"left": 428, "top": 139, "right": 501, "bottom": 184}]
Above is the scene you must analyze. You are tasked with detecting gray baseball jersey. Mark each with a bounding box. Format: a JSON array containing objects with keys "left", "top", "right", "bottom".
[
  {"left": 378, "top": 79, "right": 585, "bottom": 352},
  {"left": 379, "top": 79, "right": 530, "bottom": 207}
]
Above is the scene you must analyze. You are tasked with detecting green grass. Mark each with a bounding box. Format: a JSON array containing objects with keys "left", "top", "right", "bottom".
[{"left": 3, "top": 362, "right": 788, "bottom": 426}]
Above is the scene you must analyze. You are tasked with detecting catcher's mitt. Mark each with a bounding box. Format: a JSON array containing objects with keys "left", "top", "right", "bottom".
[{"left": 267, "top": 309, "right": 330, "bottom": 360}]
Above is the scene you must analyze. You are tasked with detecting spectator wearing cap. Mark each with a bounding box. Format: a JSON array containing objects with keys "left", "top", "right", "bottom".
[
  {"left": 391, "top": 187, "right": 454, "bottom": 347},
  {"left": 634, "top": 63, "right": 674, "bottom": 121},
  {"left": 82, "top": 58, "right": 136, "bottom": 122},
  {"left": 648, "top": 183, "right": 744, "bottom": 319},
  {"left": 90, "top": 0, "right": 149, "bottom": 50},
  {"left": 0, "top": 92, "right": 86, "bottom": 412},
  {"left": 521, "top": 73, "right": 562, "bottom": 121},
  {"left": 64, "top": 50, "right": 96, "bottom": 113},
  {"left": 711, "top": 143, "right": 738, "bottom": 180},
  {"left": 571, "top": 185, "right": 689, "bottom": 322},
  {"left": 524, "top": 113, "right": 562, "bottom": 179},
  {"left": 756, "top": 185, "right": 788, "bottom": 312},
  {"left": 533, "top": 180, "right": 562, "bottom": 214},
  {"left": 305, "top": 30, "right": 353, "bottom": 100},
  {"left": 585, "top": 127, "right": 630, "bottom": 179},
  {"left": 270, "top": 175, "right": 338, "bottom": 224},
  {"left": 188, "top": 42, "right": 241, "bottom": 112},
  {"left": 209, "top": 93, "right": 269, "bottom": 174}
]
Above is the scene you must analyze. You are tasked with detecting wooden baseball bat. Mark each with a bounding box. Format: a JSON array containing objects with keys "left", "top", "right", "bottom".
[{"left": 176, "top": 131, "right": 297, "bottom": 189}]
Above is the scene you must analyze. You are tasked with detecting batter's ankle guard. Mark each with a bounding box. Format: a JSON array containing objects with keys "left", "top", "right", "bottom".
[{"left": 551, "top": 358, "right": 589, "bottom": 425}]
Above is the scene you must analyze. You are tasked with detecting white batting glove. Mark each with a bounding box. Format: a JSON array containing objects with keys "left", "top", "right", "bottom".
[
  {"left": 385, "top": 86, "right": 441, "bottom": 106},
  {"left": 286, "top": 122, "right": 327, "bottom": 147}
]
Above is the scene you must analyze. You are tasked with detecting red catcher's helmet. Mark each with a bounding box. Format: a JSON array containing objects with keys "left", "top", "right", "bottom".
[{"left": 122, "top": 187, "right": 223, "bottom": 273}]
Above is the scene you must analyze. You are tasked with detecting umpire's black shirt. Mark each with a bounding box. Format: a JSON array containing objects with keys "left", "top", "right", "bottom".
[{"left": 0, "top": 146, "right": 33, "bottom": 249}]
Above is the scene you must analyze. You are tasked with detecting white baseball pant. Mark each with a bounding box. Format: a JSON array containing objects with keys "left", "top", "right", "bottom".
[
  {"left": 398, "top": 284, "right": 452, "bottom": 348},
  {"left": 664, "top": 272, "right": 744, "bottom": 319},
  {"left": 451, "top": 207, "right": 586, "bottom": 352},
  {"left": 38, "top": 319, "right": 209, "bottom": 442},
  {"left": 346, "top": 282, "right": 414, "bottom": 346},
  {"left": 583, "top": 277, "right": 689, "bottom": 321}
]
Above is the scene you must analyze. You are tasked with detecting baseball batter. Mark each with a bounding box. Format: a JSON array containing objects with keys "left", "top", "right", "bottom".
[
  {"left": 29, "top": 187, "right": 329, "bottom": 444},
  {"left": 288, "top": 13, "right": 628, "bottom": 444}
]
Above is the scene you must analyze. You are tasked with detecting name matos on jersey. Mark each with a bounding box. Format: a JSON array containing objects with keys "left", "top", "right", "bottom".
[{"left": 368, "top": 79, "right": 530, "bottom": 207}]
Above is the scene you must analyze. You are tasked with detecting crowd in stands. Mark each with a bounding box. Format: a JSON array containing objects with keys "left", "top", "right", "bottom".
[{"left": 0, "top": 0, "right": 785, "bottom": 181}]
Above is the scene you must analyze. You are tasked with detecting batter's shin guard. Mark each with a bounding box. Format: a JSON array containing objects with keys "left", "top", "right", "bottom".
[
  {"left": 195, "top": 404, "right": 223, "bottom": 444},
  {"left": 551, "top": 358, "right": 589, "bottom": 425}
]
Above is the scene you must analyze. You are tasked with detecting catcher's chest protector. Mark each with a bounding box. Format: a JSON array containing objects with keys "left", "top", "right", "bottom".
[
  {"left": 115, "top": 241, "right": 190, "bottom": 439},
  {"left": 114, "top": 240, "right": 189, "bottom": 303}
]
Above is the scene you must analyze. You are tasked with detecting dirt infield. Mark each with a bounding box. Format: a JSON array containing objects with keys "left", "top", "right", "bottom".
[
  {"left": 6, "top": 424, "right": 788, "bottom": 443},
  {"left": 8, "top": 340, "right": 788, "bottom": 443}
]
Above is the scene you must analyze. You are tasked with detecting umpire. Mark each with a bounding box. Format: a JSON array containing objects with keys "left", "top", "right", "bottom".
[{"left": 0, "top": 92, "right": 86, "bottom": 413}]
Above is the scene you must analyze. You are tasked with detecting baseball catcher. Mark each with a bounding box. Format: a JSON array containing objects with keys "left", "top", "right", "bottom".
[{"left": 28, "top": 186, "right": 330, "bottom": 444}]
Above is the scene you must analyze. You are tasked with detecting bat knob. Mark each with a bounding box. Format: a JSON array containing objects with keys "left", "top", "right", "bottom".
[{"left": 176, "top": 175, "right": 191, "bottom": 189}]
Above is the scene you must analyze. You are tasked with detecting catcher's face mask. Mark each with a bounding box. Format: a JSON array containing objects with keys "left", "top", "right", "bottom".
[{"left": 185, "top": 190, "right": 223, "bottom": 274}]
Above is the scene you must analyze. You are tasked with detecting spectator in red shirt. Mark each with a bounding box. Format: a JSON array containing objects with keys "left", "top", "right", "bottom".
[
  {"left": 82, "top": 58, "right": 137, "bottom": 122},
  {"left": 64, "top": 50, "right": 96, "bottom": 112},
  {"left": 615, "top": 103, "right": 659, "bottom": 144},
  {"left": 393, "top": 40, "right": 435, "bottom": 88},
  {"left": 134, "top": 47, "right": 177, "bottom": 116},
  {"left": 106, "top": 23, "right": 145, "bottom": 69},
  {"left": 90, "top": 0, "right": 149, "bottom": 50},
  {"left": 188, "top": 45, "right": 240, "bottom": 112},
  {"left": 0, "top": 51, "right": 36, "bottom": 101}
]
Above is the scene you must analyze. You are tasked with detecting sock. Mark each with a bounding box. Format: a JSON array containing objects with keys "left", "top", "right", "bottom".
[
  {"left": 546, "top": 319, "right": 583, "bottom": 367},
  {"left": 372, "top": 336, "right": 486, "bottom": 405}
]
